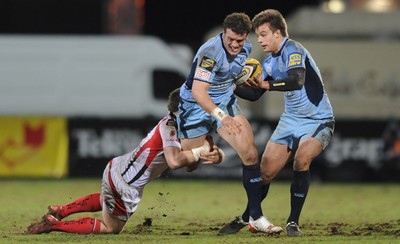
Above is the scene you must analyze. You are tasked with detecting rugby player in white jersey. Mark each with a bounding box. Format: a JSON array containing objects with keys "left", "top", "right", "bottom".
[{"left": 26, "top": 88, "right": 223, "bottom": 234}]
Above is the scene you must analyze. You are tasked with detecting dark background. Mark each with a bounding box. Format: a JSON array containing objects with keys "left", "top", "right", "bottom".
[
  {"left": 1, "top": 0, "right": 320, "bottom": 50},
  {"left": 143, "top": 0, "right": 320, "bottom": 49}
]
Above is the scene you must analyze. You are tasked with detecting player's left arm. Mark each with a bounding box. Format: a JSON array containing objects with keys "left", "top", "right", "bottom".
[
  {"left": 164, "top": 146, "right": 196, "bottom": 170},
  {"left": 265, "top": 67, "right": 305, "bottom": 91},
  {"left": 164, "top": 144, "right": 223, "bottom": 170},
  {"left": 247, "top": 67, "right": 305, "bottom": 91},
  {"left": 234, "top": 86, "right": 266, "bottom": 101}
]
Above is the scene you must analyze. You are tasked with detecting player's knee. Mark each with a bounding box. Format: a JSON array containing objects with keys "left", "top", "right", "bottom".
[
  {"left": 293, "top": 156, "right": 311, "bottom": 171},
  {"left": 101, "top": 221, "right": 124, "bottom": 234},
  {"left": 241, "top": 147, "right": 258, "bottom": 164},
  {"left": 260, "top": 157, "right": 281, "bottom": 182},
  {"left": 106, "top": 226, "right": 123, "bottom": 234},
  {"left": 261, "top": 171, "right": 271, "bottom": 182},
  {"left": 261, "top": 167, "right": 276, "bottom": 182},
  {"left": 261, "top": 161, "right": 277, "bottom": 182}
]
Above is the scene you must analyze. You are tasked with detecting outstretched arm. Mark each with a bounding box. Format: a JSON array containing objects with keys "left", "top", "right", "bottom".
[{"left": 164, "top": 137, "right": 224, "bottom": 170}]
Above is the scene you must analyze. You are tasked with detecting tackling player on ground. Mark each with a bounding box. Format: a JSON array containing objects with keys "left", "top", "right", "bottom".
[
  {"left": 26, "top": 88, "right": 224, "bottom": 234},
  {"left": 220, "top": 9, "right": 335, "bottom": 237}
]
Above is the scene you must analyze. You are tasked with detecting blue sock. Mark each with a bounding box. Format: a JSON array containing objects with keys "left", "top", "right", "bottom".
[
  {"left": 287, "top": 170, "right": 310, "bottom": 225},
  {"left": 242, "top": 163, "right": 262, "bottom": 221}
]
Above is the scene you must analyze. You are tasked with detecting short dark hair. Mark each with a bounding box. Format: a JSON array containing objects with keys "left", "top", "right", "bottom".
[
  {"left": 223, "top": 12, "right": 252, "bottom": 35},
  {"left": 252, "top": 9, "right": 288, "bottom": 37},
  {"left": 168, "top": 88, "right": 181, "bottom": 112}
]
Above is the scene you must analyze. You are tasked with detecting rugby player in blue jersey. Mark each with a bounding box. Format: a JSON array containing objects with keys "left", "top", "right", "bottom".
[
  {"left": 178, "top": 12, "right": 283, "bottom": 235},
  {"left": 221, "top": 9, "right": 335, "bottom": 237}
]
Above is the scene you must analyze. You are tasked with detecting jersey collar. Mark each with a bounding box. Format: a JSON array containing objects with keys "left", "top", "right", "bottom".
[{"left": 272, "top": 37, "right": 288, "bottom": 57}]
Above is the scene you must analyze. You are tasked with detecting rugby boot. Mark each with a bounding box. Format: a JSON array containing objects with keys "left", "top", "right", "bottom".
[
  {"left": 219, "top": 216, "right": 248, "bottom": 234},
  {"left": 249, "top": 216, "right": 283, "bottom": 235},
  {"left": 286, "top": 221, "right": 303, "bottom": 237},
  {"left": 47, "top": 205, "right": 63, "bottom": 220}
]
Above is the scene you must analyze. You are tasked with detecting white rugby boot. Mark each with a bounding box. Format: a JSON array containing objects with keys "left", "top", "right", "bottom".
[{"left": 249, "top": 216, "right": 283, "bottom": 235}]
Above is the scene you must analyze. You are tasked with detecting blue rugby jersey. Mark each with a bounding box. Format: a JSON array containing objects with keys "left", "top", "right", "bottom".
[
  {"left": 180, "top": 32, "right": 252, "bottom": 104},
  {"left": 262, "top": 37, "right": 334, "bottom": 119}
]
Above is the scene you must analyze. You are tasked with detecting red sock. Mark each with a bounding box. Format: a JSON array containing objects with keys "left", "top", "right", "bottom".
[
  {"left": 51, "top": 217, "right": 102, "bottom": 234},
  {"left": 61, "top": 193, "right": 102, "bottom": 218}
]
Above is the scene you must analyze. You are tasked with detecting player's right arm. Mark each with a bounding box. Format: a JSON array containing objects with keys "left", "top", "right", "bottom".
[
  {"left": 192, "top": 79, "right": 242, "bottom": 135},
  {"left": 192, "top": 79, "right": 216, "bottom": 115}
]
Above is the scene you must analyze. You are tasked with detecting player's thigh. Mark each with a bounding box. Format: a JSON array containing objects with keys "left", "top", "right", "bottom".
[
  {"left": 261, "top": 141, "right": 292, "bottom": 180},
  {"left": 294, "top": 137, "right": 323, "bottom": 170},
  {"left": 218, "top": 115, "right": 258, "bottom": 164},
  {"left": 293, "top": 118, "right": 334, "bottom": 169},
  {"left": 180, "top": 135, "right": 208, "bottom": 150},
  {"left": 101, "top": 209, "right": 126, "bottom": 234},
  {"left": 231, "top": 115, "right": 255, "bottom": 148}
]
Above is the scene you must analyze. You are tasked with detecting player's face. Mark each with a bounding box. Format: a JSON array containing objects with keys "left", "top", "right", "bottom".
[
  {"left": 255, "top": 23, "right": 282, "bottom": 54},
  {"left": 223, "top": 28, "right": 248, "bottom": 56}
]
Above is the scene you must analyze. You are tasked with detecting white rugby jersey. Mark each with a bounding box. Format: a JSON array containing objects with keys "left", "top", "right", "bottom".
[{"left": 114, "top": 113, "right": 181, "bottom": 188}]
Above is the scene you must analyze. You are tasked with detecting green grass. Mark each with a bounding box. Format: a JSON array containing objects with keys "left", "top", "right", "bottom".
[{"left": 1, "top": 178, "right": 399, "bottom": 243}]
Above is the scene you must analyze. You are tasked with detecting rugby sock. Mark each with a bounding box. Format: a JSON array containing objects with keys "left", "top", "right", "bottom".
[
  {"left": 61, "top": 193, "right": 102, "bottom": 218},
  {"left": 242, "top": 163, "right": 263, "bottom": 220},
  {"left": 261, "top": 183, "right": 271, "bottom": 200},
  {"left": 241, "top": 183, "right": 270, "bottom": 222},
  {"left": 51, "top": 217, "right": 102, "bottom": 234},
  {"left": 241, "top": 206, "right": 250, "bottom": 222},
  {"left": 287, "top": 170, "right": 310, "bottom": 224}
]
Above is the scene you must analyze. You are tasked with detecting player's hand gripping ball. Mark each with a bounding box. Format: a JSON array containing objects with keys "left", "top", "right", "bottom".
[{"left": 234, "top": 58, "right": 262, "bottom": 86}]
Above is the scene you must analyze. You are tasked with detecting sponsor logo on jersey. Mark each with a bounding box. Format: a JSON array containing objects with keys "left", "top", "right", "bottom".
[
  {"left": 195, "top": 68, "right": 211, "bottom": 81},
  {"left": 288, "top": 53, "right": 302, "bottom": 67},
  {"left": 199, "top": 56, "right": 215, "bottom": 72}
]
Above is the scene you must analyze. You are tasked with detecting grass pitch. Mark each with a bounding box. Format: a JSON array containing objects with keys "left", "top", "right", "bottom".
[{"left": 0, "top": 178, "right": 399, "bottom": 243}]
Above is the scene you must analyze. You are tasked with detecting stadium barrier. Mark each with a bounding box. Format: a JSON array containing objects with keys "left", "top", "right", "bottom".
[
  {"left": 1, "top": 116, "right": 398, "bottom": 182},
  {"left": 68, "top": 117, "right": 399, "bottom": 182}
]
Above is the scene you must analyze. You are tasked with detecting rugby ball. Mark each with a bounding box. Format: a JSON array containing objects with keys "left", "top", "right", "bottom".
[{"left": 234, "top": 58, "right": 262, "bottom": 86}]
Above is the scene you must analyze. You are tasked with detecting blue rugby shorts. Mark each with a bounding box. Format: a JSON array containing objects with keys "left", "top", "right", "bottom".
[
  {"left": 271, "top": 113, "right": 335, "bottom": 151},
  {"left": 177, "top": 95, "right": 241, "bottom": 139}
]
